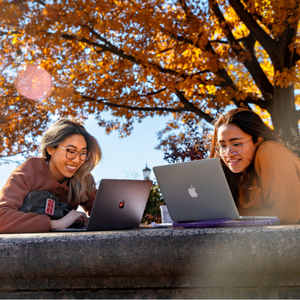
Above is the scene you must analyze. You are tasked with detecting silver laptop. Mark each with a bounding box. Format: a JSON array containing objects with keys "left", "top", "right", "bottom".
[
  {"left": 53, "top": 179, "right": 152, "bottom": 231},
  {"left": 153, "top": 158, "right": 277, "bottom": 222}
]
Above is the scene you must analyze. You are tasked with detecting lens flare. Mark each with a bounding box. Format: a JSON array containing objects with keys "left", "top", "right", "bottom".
[{"left": 14, "top": 65, "right": 53, "bottom": 101}]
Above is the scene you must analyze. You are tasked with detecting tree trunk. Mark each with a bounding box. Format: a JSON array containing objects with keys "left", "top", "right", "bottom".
[{"left": 269, "top": 84, "right": 298, "bottom": 143}]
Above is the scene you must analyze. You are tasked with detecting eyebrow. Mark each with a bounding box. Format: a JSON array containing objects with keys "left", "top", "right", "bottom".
[
  {"left": 218, "top": 137, "right": 244, "bottom": 143},
  {"left": 65, "top": 144, "right": 88, "bottom": 150}
]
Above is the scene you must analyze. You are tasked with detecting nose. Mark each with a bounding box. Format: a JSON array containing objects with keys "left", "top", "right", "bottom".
[
  {"left": 72, "top": 153, "right": 81, "bottom": 163},
  {"left": 222, "top": 146, "right": 233, "bottom": 157}
]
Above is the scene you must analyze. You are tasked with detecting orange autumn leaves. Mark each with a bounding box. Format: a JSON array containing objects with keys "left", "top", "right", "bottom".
[{"left": 0, "top": 0, "right": 299, "bottom": 157}]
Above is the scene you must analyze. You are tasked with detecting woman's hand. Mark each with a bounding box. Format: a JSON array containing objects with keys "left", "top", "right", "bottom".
[{"left": 50, "top": 210, "right": 88, "bottom": 230}]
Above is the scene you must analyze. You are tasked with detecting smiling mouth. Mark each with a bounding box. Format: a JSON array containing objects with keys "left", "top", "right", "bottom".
[
  {"left": 66, "top": 165, "right": 77, "bottom": 172},
  {"left": 228, "top": 159, "right": 240, "bottom": 164}
]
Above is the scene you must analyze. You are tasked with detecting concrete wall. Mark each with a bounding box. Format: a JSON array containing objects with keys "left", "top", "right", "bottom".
[{"left": 1, "top": 225, "right": 300, "bottom": 298}]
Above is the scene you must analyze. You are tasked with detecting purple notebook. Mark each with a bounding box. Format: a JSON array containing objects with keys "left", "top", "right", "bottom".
[{"left": 173, "top": 218, "right": 280, "bottom": 228}]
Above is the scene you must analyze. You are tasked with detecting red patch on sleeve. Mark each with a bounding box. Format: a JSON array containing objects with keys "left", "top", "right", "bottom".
[{"left": 45, "top": 198, "right": 55, "bottom": 216}]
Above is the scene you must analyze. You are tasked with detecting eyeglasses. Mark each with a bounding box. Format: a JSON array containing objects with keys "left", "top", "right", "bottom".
[
  {"left": 213, "top": 139, "right": 253, "bottom": 156},
  {"left": 58, "top": 146, "right": 91, "bottom": 161}
]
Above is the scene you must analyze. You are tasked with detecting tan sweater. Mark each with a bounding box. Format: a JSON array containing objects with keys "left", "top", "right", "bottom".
[
  {"left": 0, "top": 157, "right": 97, "bottom": 233},
  {"left": 237, "top": 141, "right": 300, "bottom": 224}
]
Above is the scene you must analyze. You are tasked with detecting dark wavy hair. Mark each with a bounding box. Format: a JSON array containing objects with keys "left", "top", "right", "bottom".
[
  {"left": 209, "top": 108, "right": 277, "bottom": 202},
  {"left": 39, "top": 118, "right": 102, "bottom": 204}
]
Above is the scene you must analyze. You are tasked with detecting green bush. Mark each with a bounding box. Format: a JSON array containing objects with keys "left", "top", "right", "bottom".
[{"left": 142, "top": 183, "right": 165, "bottom": 224}]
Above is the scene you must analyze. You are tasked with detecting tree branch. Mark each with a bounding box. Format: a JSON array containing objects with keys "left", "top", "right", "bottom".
[
  {"left": 209, "top": 39, "right": 229, "bottom": 45},
  {"left": 81, "top": 95, "right": 185, "bottom": 113},
  {"left": 156, "top": 13, "right": 257, "bottom": 109},
  {"left": 177, "top": 0, "right": 194, "bottom": 20},
  {"left": 242, "top": 0, "right": 273, "bottom": 31},
  {"left": 157, "top": 26, "right": 239, "bottom": 89},
  {"left": 209, "top": 0, "right": 273, "bottom": 103},
  {"left": 175, "top": 89, "right": 214, "bottom": 123},
  {"left": 0, "top": 150, "right": 27, "bottom": 159},
  {"left": 34, "top": 0, "right": 46, "bottom": 6},
  {"left": 61, "top": 32, "right": 179, "bottom": 76},
  {"left": 0, "top": 30, "right": 20, "bottom": 36},
  {"left": 63, "top": 28, "right": 258, "bottom": 111},
  {"left": 228, "top": 0, "right": 277, "bottom": 62},
  {"left": 241, "top": 96, "right": 268, "bottom": 109},
  {"left": 81, "top": 89, "right": 216, "bottom": 124}
]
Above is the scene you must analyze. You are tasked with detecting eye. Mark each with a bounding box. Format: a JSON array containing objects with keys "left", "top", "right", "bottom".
[
  {"left": 80, "top": 151, "right": 87, "bottom": 156},
  {"left": 67, "top": 149, "right": 76, "bottom": 154},
  {"left": 219, "top": 144, "right": 227, "bottom": 149},
  {"left": 232, "top": 143, "right": 241, "bottom": 147}
]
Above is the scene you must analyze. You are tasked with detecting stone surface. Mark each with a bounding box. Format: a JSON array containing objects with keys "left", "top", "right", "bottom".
[{"left": 0, "top": 225, "right": 300, "bottom": 298}]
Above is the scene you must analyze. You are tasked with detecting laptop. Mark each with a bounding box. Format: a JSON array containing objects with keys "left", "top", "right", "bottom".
[
  {"left": 53, "top": 179, "right": 152, "bottom": 232},
  {"left": 153, "top": 158, "right": 278, "bottom": 222}
]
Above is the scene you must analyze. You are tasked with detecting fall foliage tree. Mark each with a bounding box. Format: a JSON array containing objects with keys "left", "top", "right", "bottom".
[
  {"left": 0, "top": 0, "right": 300, "bottom": 157},
  {"left": 156, "top": 114, "right": 211, "bottom": 163},
  {"left": 0, "top": 56, "right": 50, "bottom": 158}
]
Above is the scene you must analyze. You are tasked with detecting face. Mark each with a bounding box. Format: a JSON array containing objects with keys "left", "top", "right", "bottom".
[
  {"left": 217, "top": 124, "right": 263, "bottom": 174},
  {"left": 47, "top": 134, "right": 87, "bottom": 183}
]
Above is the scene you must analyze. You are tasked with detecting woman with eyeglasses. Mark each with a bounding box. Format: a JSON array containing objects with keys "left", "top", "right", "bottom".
[
  {"left": 210, "top": 108, "right": 300, "bottom": 224},
  {"left": 0, "top": 118, "right": 101, "bottom": 233}
]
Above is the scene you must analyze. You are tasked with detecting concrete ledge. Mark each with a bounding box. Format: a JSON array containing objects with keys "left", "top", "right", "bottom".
[{"left": 1, "top": 225, "right": 300, "bottom": 298}]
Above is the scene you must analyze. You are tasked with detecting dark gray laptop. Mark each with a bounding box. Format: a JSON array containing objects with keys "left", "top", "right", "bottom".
[
  {"left": 53, "top": 179, "right": 152, "bottom": 232},
  {"left": 153, "top": 158, "right": 277, "bottom": 222}
]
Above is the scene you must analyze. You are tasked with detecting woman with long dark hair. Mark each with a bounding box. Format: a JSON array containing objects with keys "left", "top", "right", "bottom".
[
  {"left": 210, "top": 108, "right": 300, "bottom": 224},
  {"left": 0, "top": 118, "right": 102, "bottom": 233}
]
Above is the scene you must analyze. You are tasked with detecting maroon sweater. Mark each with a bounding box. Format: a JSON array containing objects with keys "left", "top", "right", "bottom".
[{"left": 0, "top": 157, "right": 96, "bottom": 233}]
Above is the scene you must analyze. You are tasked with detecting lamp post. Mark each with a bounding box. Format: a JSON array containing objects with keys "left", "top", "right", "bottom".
[{"left": 142, "top": 164, "right": 151, "bottom": 180}]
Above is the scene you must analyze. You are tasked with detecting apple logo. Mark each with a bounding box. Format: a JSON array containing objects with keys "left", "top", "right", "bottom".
[
  {"left": 119, "top": 200, "right": 125, "bottom": 209},
  {"left": 188, "top": 185, "right": 198, "bottom": 198}
]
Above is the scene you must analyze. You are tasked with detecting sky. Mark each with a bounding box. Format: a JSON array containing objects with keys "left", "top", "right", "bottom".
[{"left": 0, "top": 114, "right": 170, "bottom": 190}]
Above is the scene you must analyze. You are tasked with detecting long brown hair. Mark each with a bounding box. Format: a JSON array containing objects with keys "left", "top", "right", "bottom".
[
  {"left": 210, "top": 108, "right": 277, "bottom": 202},
  {"left": 39, "top": 118, "right": 102, "bottom": 204}
]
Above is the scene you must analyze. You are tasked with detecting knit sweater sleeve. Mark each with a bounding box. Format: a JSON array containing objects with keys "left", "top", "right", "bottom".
[
  {"left": 0, "top": 159, "right": 51, "bottom": 233},
  {"left": 253, "top": 142, "right": 300, "bottom": 224}
]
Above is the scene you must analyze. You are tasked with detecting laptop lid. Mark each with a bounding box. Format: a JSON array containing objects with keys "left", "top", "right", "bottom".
[
  {"left": 153, "top": 158, "right": 239, "bottom": 222},
  {"left": 86, "top": 179, "right": 152, "bottom": 231},
  {"left": 53, "top": 179, "right": 152, "bottom": 232}
]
